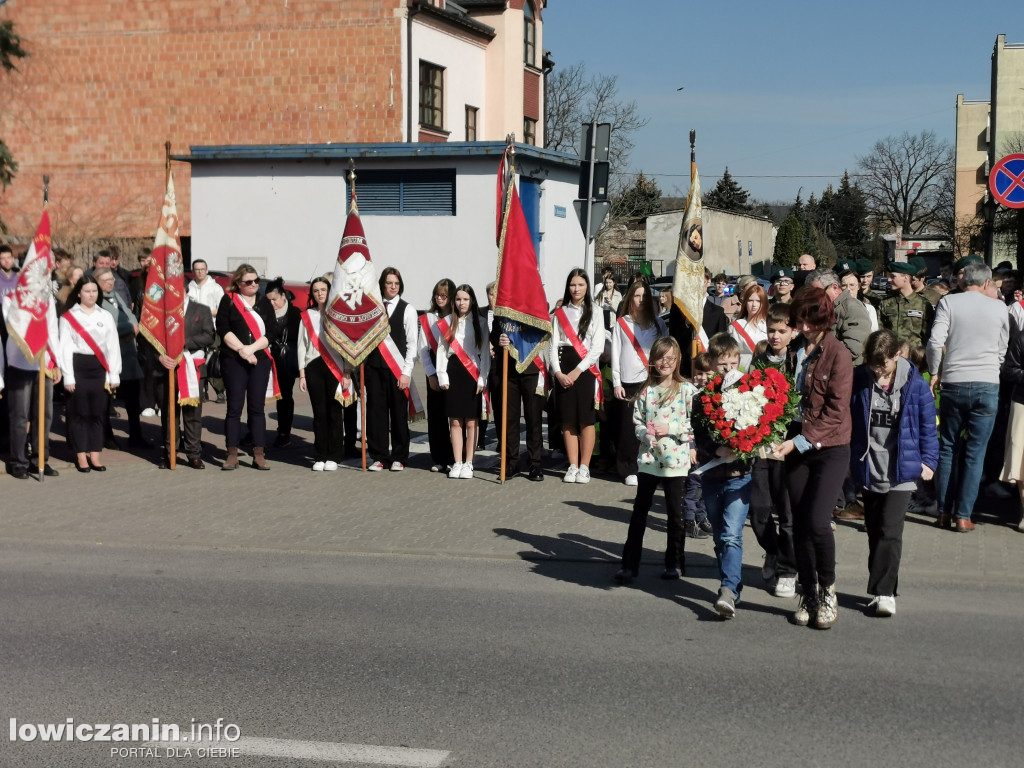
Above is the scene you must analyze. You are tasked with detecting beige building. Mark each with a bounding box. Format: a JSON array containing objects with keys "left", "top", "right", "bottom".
[
  {"left": 646, "top": 208, "right": 778, "bottom": 278},
  {"left": 955, "top": 34, "right": 1024, "bottom": 262}
]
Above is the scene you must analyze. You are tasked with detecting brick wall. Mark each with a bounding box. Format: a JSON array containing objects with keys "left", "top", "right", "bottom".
[{"left": 0, "top": 0, "right": 405, "bottom": 247}]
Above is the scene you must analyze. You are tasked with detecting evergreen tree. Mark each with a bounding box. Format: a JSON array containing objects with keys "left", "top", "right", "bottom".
[
  {"left": 704, "top": 167, "right": 752, "bottom": 213},
  {"left": 611, "top": 171, "right": 662, "bottom": 222},
  {"left": 831, "top": 171, "right": 869, "bottom": 261},
  {"left": 0, "top": 20, "right": 28, "bottom": 190},
  {"left": 773, "top": 213, "right": 804, "bottom": 268}
]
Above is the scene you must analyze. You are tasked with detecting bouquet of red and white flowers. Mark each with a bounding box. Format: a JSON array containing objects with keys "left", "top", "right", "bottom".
[{"left": 696, "top": 364, "right": 800, "bottom": 462}]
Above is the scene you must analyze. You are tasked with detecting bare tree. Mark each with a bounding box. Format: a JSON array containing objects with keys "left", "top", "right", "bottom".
[
  {"left": 856, "top": 130, "right": 953, "bottom": 235},
  {"left": 545, "top": 62, "right": 649, "bottom": 189}
]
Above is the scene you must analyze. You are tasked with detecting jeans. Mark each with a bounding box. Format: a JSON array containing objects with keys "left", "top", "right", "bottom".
[
  {"left": 701, "top": 473, "right": 752, "bottom": 596},
  {"left": 936, "top": 382, "right": 999, "bottom": 520}
]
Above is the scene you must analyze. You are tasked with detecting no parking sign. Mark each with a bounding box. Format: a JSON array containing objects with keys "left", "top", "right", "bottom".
[{"left": 989, "top": 154, "right": 1024, "bottom": 209}]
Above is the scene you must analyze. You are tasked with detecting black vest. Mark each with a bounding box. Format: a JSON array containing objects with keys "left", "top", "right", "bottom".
[{"left": 368, "top": 297, "right": 409, "bottom": 369}]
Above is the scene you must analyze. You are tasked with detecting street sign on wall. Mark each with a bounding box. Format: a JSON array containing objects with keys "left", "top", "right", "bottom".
[{"left": 989, "top": 153, "right": 1024, "bottom": 209}]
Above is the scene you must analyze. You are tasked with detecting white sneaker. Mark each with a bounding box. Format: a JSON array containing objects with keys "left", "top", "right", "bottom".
[
  {"left": 875, "top": 595, "right": 896, "bottom": 617},
  {"left": 430, "top": 464, "right": 443, "bottom": 473},
  {"left": 460, "top": 462, "right": 474, "bottom": 479},
  {"left": 312, "top": 461, "right": 326, "bottom": 472},
  {"left": 367, "top": 460, "right": 384, "bottom": 472},
  {"left": 390, "top": 461, "right": 404, "bottom": 471},
  {"left": 563, "top": 465, "right": 579, "bottom": 483},
  {"left": 449, "top": 463, "right": 464, "bottom": 479},
  {"left": 774, "top": 576, "right": 797, "bottom": 598},
  {"left": 141, "top": 408, "right": 157, "bottom": 417},
  {"left": 576, "top": 465, "right": 591, "bottom": 484},
  {"left": 324, "top": 461, "right": 338, "bottom": 471},
  {"left": 624, "top": 474, "right": 638, "bottom": 487}
]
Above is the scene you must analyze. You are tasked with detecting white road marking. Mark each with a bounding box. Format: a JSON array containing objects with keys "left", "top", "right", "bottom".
[{"left": 145, "top": 736, "right": 449, "bottom": 766}]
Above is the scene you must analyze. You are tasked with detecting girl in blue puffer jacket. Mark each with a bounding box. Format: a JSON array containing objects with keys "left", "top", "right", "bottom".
[{"left": 850, "top": 330, "right": 938, "bottom": 618}]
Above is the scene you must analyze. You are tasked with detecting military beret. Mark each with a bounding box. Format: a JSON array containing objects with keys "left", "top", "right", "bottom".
[
  {"left": 834, "top": 259, "right": 857, "bottom": 276},
  {"left": 953, "top": 254, "right": 984, "bottom": 272},
  {"left": 856, "top": 259, "right": 875, "bottom": 275},
  {"left": 886, "top": 261, "right": 916, "bottom": 275},
  {"left": 770, "top": 267, "right": 794, "bottom": 282},
  {"left": 908, "top": 256, "right": 927, "bottom": 273}
]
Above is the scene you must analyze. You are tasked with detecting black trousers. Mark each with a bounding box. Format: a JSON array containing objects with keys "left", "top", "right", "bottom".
[
  {"left": 365, "top": 363, "right": 409, "bottom": 464},
  {"left": 153, "top": 367, "right": 204, "bottom": 459},
  {"left": 221, "top": 353, "right": 272, "bottom": 448},
  {"left": 305, "top": 356, "right": 345, "bottom": 463},
  {"left": 6, "top": 367, "right": 53, "bottom": 470},
  {"left": 786, "top": 443, "right": 850, "bottom": 591},
  {"left": 613, "top": 381, "right": 645, "bottom": 479},
  {"left": 495, "top": 370, "right": 543, "bottom": 472},
  {"left": 863, "top": 489, "right": 911, "bottom": 597},
  {"left": 68, "top": 354, "right": 108, "bottom": 453},
  {"left": 750, "top": 456, "right": 797, "bottom": 577},
  {"left": 621, "top": 473, "right": 687, "bottom": 573},
  {"left": 275, "top": 370, "right": 297, "bottom": 437},
  {"left": 425, "top": 384, "right": 454, "bottom": 467}
]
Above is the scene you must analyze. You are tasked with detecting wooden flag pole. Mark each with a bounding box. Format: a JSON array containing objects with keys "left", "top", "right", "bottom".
[
  {"left": 164, "top": 142, "right": 178, "bottom": 470},
  {"left": 360, "top": 364, "right": 367, "bottom": 470},
  {"left": 36, "top": 174, "right": 50, "bottom": 481},
  {"left": 689, "top": 129, "right": 699, "bottom": 366},
  {"left": 500, "top": 348, "right": 509, "bottom": 483}
]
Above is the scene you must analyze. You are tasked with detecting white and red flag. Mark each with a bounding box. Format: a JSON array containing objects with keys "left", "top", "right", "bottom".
[
  {"left": 6, "top": 209, "right": 56, "bottom": 363},
  {"left": 139, "top": 171, "right": 186, "bottom": 364}
]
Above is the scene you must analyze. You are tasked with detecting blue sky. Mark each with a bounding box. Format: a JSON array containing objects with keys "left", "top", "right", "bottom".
[{"left": 543, "top": 1, "right": 1021, "bottom": 203}]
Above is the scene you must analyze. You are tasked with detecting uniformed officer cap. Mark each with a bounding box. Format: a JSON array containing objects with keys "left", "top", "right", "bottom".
[
  {"left": 886, "top": 261, "right": 916, "bottom": 275},
  {"left": 856, "top": 259, "right": 874, "bottom": 275},
  {"left": 770, "top": 267, "right": 794, "bottom": 282},
  {"left": 834, "top": 259, "right": 857, "bottom": 277},
  {"left": 953, "top": 253, "right": 983, "bottom": 273}
]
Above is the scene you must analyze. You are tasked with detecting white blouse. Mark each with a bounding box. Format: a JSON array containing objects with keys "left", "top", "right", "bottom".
[
  {"left": 611, "top": 315, "right": 666, "bottom": 387},
  {"left": 728, "top": 318, "right": 768, "bottom": 372},
  {"left": 58, "top": 304, "right": 123, "bottom": 388},
  {"left": 548, "top": 300, "right": 605, "bottom": 373},
  {"left": 435, "top": 313, "right": 490, "bottom": 388},
  {"left": 417, "top": 310, "right": 444, "bottom": 378}
]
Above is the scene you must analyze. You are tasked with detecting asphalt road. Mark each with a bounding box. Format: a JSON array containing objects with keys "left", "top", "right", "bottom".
[{"left": 3, "top": 541, "right": 1022, "bottom": 768}]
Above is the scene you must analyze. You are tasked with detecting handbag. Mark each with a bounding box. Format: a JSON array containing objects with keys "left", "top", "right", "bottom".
[{"left": 205, "top": 348, "right": 222, "bottom": 379}]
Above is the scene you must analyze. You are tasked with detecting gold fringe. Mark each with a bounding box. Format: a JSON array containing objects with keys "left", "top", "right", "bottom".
[
  {"left": 335, "top": 391, "right": 358, "bottom": 407},
  {"left": 178, "top": 397, "right": 200, "bottom": 407}
]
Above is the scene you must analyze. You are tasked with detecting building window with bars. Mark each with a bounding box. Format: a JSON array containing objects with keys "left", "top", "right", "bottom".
[
  {"left": 523, "top": 3, "right": 536, "bottom": 67},
  {"left": 523, "top": 118, "right": 537, "bottom": 146},
  {"left": 419, "top": 61, "right": 444, "bottom": 130},
  {"left": 465, "top": 106, "right": 478, "bottom": 141}
]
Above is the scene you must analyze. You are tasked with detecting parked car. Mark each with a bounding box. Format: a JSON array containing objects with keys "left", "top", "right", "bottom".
[{"left": 870, "top": 275, "right": 891, "bottom": 298}]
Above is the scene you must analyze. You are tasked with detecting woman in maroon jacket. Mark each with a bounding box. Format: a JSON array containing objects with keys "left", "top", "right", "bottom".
[{"left": 773, "top": 287, "right": 853, "bottom": 630}]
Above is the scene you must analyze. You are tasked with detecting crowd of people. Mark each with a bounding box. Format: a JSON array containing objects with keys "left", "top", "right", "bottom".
[{"left": 2, "top": 242, "right": 1021, "bottom": 627}]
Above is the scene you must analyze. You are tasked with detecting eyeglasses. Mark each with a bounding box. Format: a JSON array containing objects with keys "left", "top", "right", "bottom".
[
  {"left": 776, "top": 279, "right": 793, "bottom": 286},
  {"left": 240, "top": 279, "right": 259, "bottom": 286}
]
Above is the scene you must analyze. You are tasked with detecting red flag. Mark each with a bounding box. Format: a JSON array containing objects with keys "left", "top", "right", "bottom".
[
  {"left": 322, "top": 198, "right": 390, "bottom": 367},
  {"left": 6, "top": 209, "right": 55, "bottom": 362},
  {"left": 139, "top": 171, "right": 186, "bottom": 361},
  {"left": 493, "top": 148, "right": 552, "bottom": 371}
]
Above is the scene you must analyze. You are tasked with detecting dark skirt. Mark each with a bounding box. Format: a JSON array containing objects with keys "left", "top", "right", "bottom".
[
  {"left": 555, "top": 346, "right": 597, "bottom": 427},
  {"left": 445, "top": 355, "right": 483, "bottom": 420},
  {"left": 68, "top": 353, "right": 108, "bottom": 453}
]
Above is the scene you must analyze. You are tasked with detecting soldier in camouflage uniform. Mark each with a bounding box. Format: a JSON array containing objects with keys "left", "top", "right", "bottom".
[{"left": 879, "top": 261, "right": 933, "bottom": 348}]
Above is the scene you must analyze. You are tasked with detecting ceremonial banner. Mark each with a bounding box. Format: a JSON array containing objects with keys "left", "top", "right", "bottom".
[
  {"left": 322, "top": 199, "right": 389, "bottom": 367},
  {"left": 139, "top": 172, "right": 186, "bottom": 362},
  {"left": 6, "top": 209, "right": 55, "bottom": 362},
  {"left": 671, "top": 154, "right": 707, "bottom": 352},
  {"left": 493, "top": 149, "right": 551, "bottom": 371}
]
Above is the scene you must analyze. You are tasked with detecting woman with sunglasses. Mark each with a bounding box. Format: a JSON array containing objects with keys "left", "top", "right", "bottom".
[{"left": 216, "top": 264, "right": 280, "bottom": 470}]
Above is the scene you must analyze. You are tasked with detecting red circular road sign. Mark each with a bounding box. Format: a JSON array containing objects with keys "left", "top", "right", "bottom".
[{"left": 990, "top": 153, "right": 1024, "bottom": 209}]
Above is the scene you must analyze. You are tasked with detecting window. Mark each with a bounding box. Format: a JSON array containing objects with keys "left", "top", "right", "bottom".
[
  {"left": 465, "top": 106, "right": 478, "bottom": 141},
  {"left": 419, "top": 61, "right": 444, "bottom": 130},
  {"left": 523, "top": 118, "right": 537, "bottom": 147},
  {"left": 347, "top": 169, "right": 456, "bottom": 216},
  {"left": 523, "top": 3, "right": 536, "bottom": 67}
]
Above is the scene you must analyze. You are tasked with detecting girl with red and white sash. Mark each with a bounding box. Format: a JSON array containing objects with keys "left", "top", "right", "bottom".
[
  {"left": 58, "top": 275, "right": 122, "bottom": 472},
  {"left": 418, "top": 278, "right": 457, "bottom": 473},
  {"left": 216, "top": 263, "right": 280, "bottom": 471},
  {"left": 298, "top": 276, "right": 356, "bottom": 472},
  {"left": 548, "top": 268, "right": 605, "bottom": 484},
  {"left": 728, "top": 282, "right": 768, "bottom": 372},
  {"left": 611, "top": 279, "right": 667, "bottom": 486},
  {"left": 436, "top": 284, "right": 489, "bottom": 480}
]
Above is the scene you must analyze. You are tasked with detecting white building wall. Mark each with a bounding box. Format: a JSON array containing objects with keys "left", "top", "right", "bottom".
[
  {"left": 646, "top": 208, "right": 778, "bottom": 278},
  {"left": 412, "top": 22, "right": 487, "bottom": 140},
  {"left": 189, "top": 155, "right": 584, "bottom": 312}
]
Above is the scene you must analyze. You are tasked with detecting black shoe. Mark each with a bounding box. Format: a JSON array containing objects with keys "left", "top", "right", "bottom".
[
  {"left": 614, "top": 568, "right": 637, "bottom": 585},
  {"left": 698, "top": 518, "right": 713, "bottom": 535},
  {"left": 76, "top": 464, "right": 91, "bottom": 474},
  {"left": 660, "top": 568, "right": 682, "bottom": 580},
  {"left": 87, "top": 459, "right": 107, "bottom": 472},
  {"left": 27, "top": 464, "right": 59, "bottom": 477},
  {"left": 685, "top": 520, "right": 710, "bottom": 539},
  {"left": 273, "top": 433, "right": 292, "bottom": 448},
  {"left": 215, "top": 393, "right": 227, "bottom": 404},
  {"left": 528, "top": 466, "right": 544, "bottom": 482},
  {"left": 10, "top": 468, "right": 29, "bottom": 480}
]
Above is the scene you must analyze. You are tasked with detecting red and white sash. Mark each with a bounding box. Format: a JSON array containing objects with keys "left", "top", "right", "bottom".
[
  {"left": 301, "top": 310, "right": 356, "bottom": 406},
  {"left": 377, "top": 331, "right": 425, "bottom": 422},
  {"left": 730, "top": 320, "right": 757, "bottom": 355},
  {"left": 437, "top": 316, "right": 492, "bottom": 420},
  {"left": 64, "top": 311, "right": 112, "bottom": 385},
  {"left": 232, "top": 294, "right": 281, "bottom": 402},
  {"left": 419, "top": 313, "right": 439, "bottom": 357},
  {"left": 554, "top": 307, "right": 603, "bottom": 409},
  {"left": 533, "top": 356, "right": 548, "bottom": 397},
  {"left": 176, "top": 350, "right": 206, "bottom": 406},
  {"left": 617, "top": 316, "right": 650, "bottom": 368}
]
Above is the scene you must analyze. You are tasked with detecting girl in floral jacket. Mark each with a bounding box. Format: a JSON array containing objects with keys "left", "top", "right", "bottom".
[{"left": 615, "top": 337, "right": 697, "bottom": 585}]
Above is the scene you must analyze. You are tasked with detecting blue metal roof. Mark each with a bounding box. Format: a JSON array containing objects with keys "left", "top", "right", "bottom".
[{"left": 176, "top": 142, "right": 580, "bottom": 169}]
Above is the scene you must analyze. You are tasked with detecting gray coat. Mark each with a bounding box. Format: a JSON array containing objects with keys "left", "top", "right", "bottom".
[{"left": 833, "top": 290, "right": 871, "bottom": 366}]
